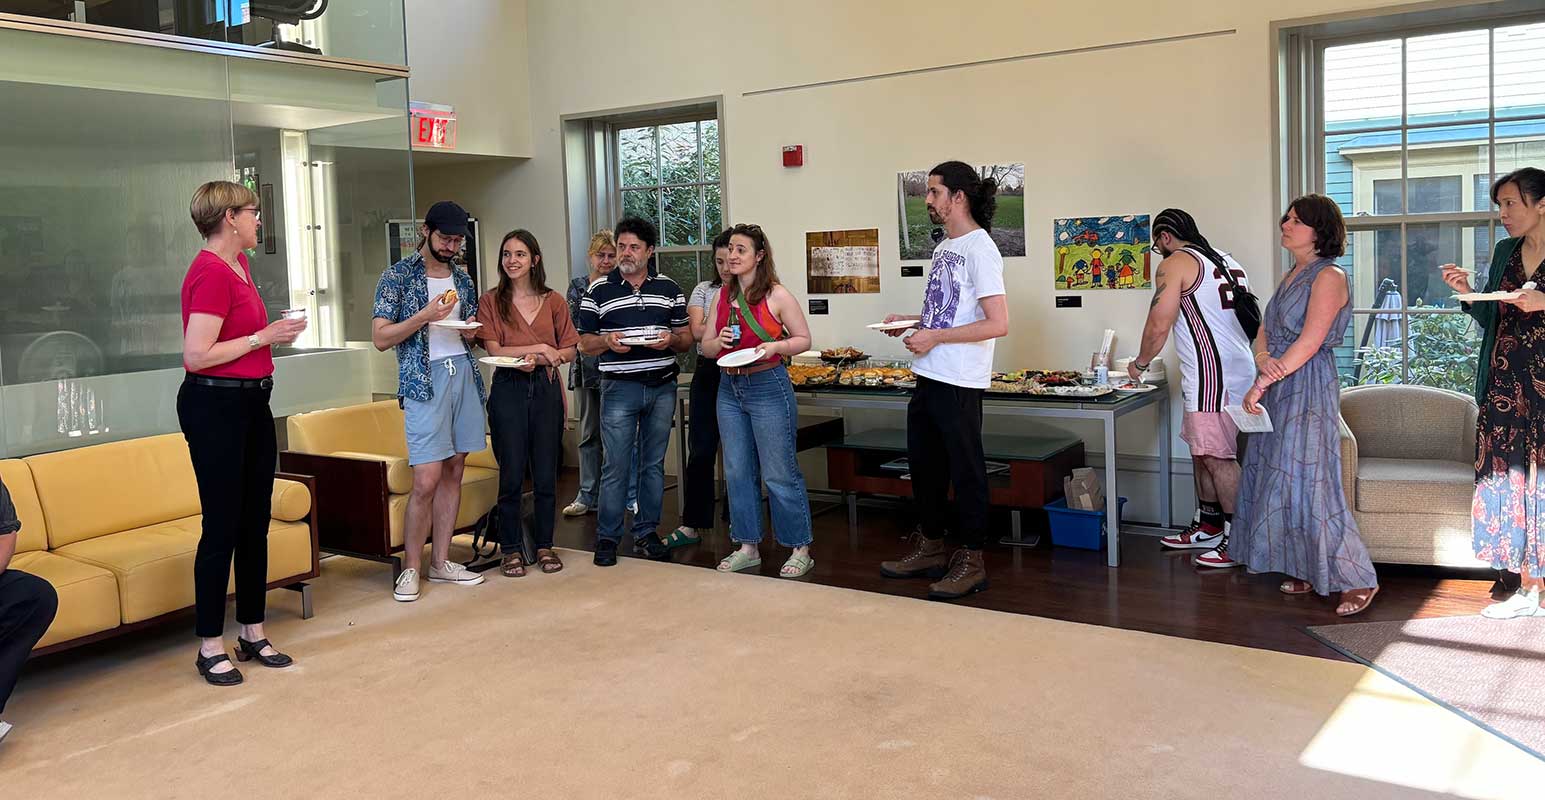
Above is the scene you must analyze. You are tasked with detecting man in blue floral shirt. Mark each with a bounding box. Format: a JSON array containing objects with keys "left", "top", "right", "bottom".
[{"left": 372, "top": 200, "right": 488, "bottom": 601}]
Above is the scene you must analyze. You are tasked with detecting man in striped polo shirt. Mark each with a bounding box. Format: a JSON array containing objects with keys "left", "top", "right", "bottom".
[{"left": 577, "top": 216, "right": 693, "bottom": 566}]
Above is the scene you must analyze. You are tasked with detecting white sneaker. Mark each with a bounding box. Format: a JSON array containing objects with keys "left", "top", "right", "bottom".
[
  {"left": 563, "top": 501, "right": 592, "bottom": 517},
  {"left": 1481, "top": 587, "right": 1543, "bottom": 620},
  {"left": 393, "top": 568, "right": 420, "bottom": 602},
  {"left": 428, "top": 561, "right": 486, "bottom": 586},
  {"left": 0, "top": 720, "right": 12, "bottom": 746},
  {"left": 1193, "top": 531, "right": 1241, "bottom": 569},
  {"left": 1160, "top": 523, "right": 1224, "bottom": 550}
]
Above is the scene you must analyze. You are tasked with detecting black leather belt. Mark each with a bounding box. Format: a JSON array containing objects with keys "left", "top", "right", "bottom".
[{"left": 186, "top": 374, "right": 274, "bottom": 390}]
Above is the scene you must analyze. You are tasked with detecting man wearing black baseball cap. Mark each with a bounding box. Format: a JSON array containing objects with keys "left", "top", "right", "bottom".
[{"left": 371, "top": 200, "right": 489, "bottom": 601}]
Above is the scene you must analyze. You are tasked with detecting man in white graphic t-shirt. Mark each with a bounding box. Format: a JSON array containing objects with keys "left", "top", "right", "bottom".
[{"left": 878, "top": 161, "right": 1009, "bottom": 600}]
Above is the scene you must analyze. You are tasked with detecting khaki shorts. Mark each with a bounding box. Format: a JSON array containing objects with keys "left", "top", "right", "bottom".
[{"left": 1181, "top": 411, "right": 1239, "bottom": 459}]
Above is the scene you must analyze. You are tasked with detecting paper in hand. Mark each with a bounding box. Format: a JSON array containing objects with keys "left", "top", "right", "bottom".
[{"left": 1225, "top": 404, "right": 1274, "bottom": 434}]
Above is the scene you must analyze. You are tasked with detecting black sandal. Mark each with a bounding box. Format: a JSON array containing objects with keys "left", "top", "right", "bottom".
[
  {"left": 196, "top": 652, "right": 244, "bottom": 686},
  {"left": 235, "top": 637, "right": 294, "bottom": 668}
]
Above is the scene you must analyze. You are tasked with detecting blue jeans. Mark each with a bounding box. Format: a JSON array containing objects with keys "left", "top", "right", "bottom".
[
  {"left": 597, "top": 378, "right": 675, "bottom": 543},
  {"left": 579, "top": 386, "right": 639, "bottom": 508},
  {"left": 718, "top": 364, "right": 813, "bottom": 548}
]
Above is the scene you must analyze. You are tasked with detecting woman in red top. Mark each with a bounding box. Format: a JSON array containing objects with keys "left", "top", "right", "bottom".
[
  {"left": 179, "top": 181, "right": 306, "bottom": 686},
  {"left": 476, "top": 230, "right": 579, "bottom": 577},
  {"left": 699, "top": 224, "right": 815, "bottom": 578}
]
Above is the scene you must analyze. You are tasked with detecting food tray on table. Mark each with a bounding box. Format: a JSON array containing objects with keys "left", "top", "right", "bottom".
[
  {"left": 788, "top": 363, "right": 839, "bottom": 386},
  {"left": 837, "top": 358, "right": 914, "bottom": 389},
  {"left": 987, "top": 370, "right": 1114, "bottom": 398},
  {"left": 819, "top": 346, "right": 868, "bottom": 365}
]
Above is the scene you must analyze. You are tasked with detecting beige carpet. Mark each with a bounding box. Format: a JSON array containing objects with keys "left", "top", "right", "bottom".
[
  {"left": 1309, "top": 615, "right": 1545, "bottom": 763},
  {"left": 4, "top": 552, "right": 1542, "bottom": 799}
]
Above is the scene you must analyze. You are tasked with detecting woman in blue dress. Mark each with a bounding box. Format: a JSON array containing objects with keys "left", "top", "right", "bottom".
[{"left": 1231, "top": 194, "right": 1379, "bottom": 617}]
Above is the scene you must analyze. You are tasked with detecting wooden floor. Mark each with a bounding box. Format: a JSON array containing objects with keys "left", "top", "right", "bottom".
[{"left": 543, "top": 471, "right": 1506, "bottom": 661}]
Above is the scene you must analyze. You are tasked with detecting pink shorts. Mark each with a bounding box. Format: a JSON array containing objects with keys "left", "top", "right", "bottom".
[{"left": 1181, "top": 411, "right": 1239, "bottom": 459}]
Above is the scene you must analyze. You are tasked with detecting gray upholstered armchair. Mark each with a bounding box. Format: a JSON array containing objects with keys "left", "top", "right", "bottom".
[{"left": 1338, "top": 384, "right": 1484, "bottom": 568}]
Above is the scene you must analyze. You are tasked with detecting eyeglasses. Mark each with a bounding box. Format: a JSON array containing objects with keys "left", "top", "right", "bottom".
[
  {"left": 433, "top": 232, "right": 466, "bottom": 248},
  {"left": 236, "top": 206, "right": 261, "bottom": 221}
]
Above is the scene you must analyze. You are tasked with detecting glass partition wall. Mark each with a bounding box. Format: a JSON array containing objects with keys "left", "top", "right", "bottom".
[{"left": 0, "top": 17, "right": 411, "bottom": 457}]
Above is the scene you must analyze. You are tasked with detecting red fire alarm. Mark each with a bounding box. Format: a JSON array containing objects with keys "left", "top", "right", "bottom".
[{"left": 782, "top": 145, "right": 804, "bottom": 167}]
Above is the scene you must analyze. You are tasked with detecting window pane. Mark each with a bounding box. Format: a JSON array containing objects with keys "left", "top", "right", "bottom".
[
  {"left": 621, "top": 188, "right": 659, "bottom": 228},
  {"left": 1473, "top": 224, "right": 1496, "bottom": 288},
  {"left": 1345, "top": 228, "right": 1404, "bottom": 309},
  {"left": 1406, "top": 29, "right": 1489, "bottom": 124},
  {"left": 662, "top": 185, "right": 701, "bottom": 247},
  {"left": 1343, "top": 313, "right": 1403, "bottom": 387},
  {"left": 1495, "top": 23, "right": 1545, "bottom": 119},
  {"left": 1326, "top": 130, "right": 1399, "bottom": 216},
  {"left": 1490, "top": 118, "right": 1545, "bottom": 206},
  {"left": 1324, "top": 40, "right": 1401, "bottom": 129},
  {"left": 705, "top": 182, "right": 723, "bottom": 238},
  {"left": 1404, "top": 223, "right": 1464, "bottom": 308},
  {"left": 657, "top": 251, "right": 700, "bottom": 292},
  {"left": 702, "top": 119, "right": 721, "bottom": 182},
  {"left": 1406, "top": 312, "right": 1480, "bottom": 393},
  {"left": 619, "top": 126, "right": 657, "bottom": 187},
  {"left": 1334, "top": 313, "right": 1367, "bottom": 387},
  {"left": 658, "top": 122, "right": 699, "bottom": 185}
]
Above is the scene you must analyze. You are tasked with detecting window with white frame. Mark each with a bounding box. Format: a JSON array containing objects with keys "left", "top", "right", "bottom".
[
  {"left": 1303, "top": 18, "right": 1545, "bottom": 391},
  {"left": 613, "top": 118, "right": 723, "bottom": 296}
]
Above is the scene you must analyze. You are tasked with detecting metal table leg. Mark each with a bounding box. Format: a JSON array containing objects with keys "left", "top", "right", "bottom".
[
  {"left": 1158, "top": 392, "right": 1173, "bottom": 528},
  {"left": 1103, "top": 412, "right": 1121, "bottom": 567}
]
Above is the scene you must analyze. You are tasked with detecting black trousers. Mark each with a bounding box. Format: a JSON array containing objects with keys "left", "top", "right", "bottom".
[
  {"left": 177, "top": 378, "right": 277, "bottom": 638},
  {"left": 682, "top": 356, "right": 723, "bottom": 529},
  {"left": 488, "top": 368, "right": 564, "bottom": 553},
  {"left": 906, "top": 375, "right": 989, "bottom": 549},
  {"left": 0, "top": 569, "right": 56, "bottom": 714}
]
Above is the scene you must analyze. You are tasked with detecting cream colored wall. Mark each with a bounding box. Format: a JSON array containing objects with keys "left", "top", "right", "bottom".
[
  {"left": 409, "top": 0, "right": 1477, "bottom": 521},
  {"left": 403, "top": 0, "right": 533, "bottom": 158}
]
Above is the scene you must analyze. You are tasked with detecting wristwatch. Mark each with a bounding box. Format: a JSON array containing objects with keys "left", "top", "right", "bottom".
[
  {"left": 1132, "top": 358, "right": 1150, "bottom": 372},
  {"left": 247, "top": 334, "right": 262, "bottom": 350}
]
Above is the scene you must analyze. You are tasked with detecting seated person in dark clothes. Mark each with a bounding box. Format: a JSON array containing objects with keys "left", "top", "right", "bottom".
[{"left": 0, "top": 474, "right": 58, "bottom": 746}]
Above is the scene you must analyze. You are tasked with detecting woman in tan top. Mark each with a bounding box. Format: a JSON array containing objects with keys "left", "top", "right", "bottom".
[{"left": 476, "top": 230, "right": 580, "bottom": 576}]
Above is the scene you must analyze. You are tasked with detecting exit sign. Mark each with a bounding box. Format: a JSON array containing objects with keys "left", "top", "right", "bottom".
[{"left": 410, "top": 102, "right": 457, "bottom": 150}]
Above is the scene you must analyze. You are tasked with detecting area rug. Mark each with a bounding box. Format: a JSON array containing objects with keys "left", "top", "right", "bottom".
[
  {"left": 3, "top": 554, "right": 1541, "bottom": 799},
  {"left": 1308, "top": 614, "right": 1545, "bottom": 763}
]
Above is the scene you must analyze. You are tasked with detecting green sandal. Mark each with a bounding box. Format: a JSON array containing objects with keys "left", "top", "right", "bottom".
[
  {"left": 663, "top": 527, "right": 702, "bottom": 550},
  {"left": 717, "top": 551, "right": 761, "bottom": 573},
  {"left": 780, "top": 552, "right": 815, "bottom": 578}
]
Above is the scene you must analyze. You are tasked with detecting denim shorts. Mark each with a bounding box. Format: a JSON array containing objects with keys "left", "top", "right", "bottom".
[{"left": 403, "top": 355, "right": 487, "bottom": 466}]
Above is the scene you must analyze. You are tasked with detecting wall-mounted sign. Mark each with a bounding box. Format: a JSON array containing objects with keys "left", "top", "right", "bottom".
[{"left": 410, "top": 101, "right": 457, "bottom": 150}]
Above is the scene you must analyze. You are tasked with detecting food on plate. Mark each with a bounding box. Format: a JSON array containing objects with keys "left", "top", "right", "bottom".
[
  {"left": 820, "top": 346, "right": 867, "bottom": 362},
  {"left": 788, "top": 364, "right": 837, "bottom": 386},
  {"left": 437, "top": 288, "right": 458, "bottom": 306}
]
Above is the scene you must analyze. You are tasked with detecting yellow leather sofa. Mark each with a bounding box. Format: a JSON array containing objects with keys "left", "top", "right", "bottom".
[
  {"left": 281, "top": 400, "right": 498, "bottom": 575},
  {"left": 4, "top": 433, "right": 318, "bottom": 655}
]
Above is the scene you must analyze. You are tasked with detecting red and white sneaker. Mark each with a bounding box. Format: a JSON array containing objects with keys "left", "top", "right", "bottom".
[
  {"left": 1160, "top": 522, "right": 1224, "bottom": 550},
  {"left": 1193, "top": 534, "right": 1240, "bottom": 568}
]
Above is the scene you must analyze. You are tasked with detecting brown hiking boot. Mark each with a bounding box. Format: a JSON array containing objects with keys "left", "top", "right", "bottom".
[
  {"left": 879, "top": 533, "right": 949, "bottom": 579},
  {"left": 928, "top": 549, "right": 988, "bottom": 600}
]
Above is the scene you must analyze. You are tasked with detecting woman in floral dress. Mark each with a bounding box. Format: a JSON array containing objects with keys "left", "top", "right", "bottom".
[
  {"left": 1442, "top": 167, "right": 1545, "bottom": 619},
  {"left": 1231, "top": 194, "right": 1380, "bottom": 617}
]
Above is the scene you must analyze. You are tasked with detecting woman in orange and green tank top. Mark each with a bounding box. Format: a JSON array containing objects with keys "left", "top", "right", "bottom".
[{"left": 699, "top": 223, "right": 815, "bottom": 578}]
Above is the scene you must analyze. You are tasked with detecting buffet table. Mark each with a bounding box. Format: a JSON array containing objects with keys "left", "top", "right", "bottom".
[{"left": 672, "top": 378, "right": 1172, "bottom": 568}]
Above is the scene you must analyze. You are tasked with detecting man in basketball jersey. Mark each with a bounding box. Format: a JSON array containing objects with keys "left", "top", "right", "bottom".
[{"left": 1128, "top": 208, "right": 1256, "bottom": 568}]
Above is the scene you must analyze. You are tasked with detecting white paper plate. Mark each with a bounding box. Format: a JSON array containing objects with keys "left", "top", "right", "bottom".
[
  {"left": 867, "top": 320, "right": 920, "bottom": 331},
  {"left": 479, "top": 356, "right": 529, "bottom": 368},
  {"left": 618, "top": 335, "right": 663, "bottom": 346},
  {"left": 1454, "top": 291, "right": 1522, "bottom": 302},
  {"left": 430, "top": 319, "right": 482, "bottom": 329},
  {"left": 716, "top": 348, "right": 765, "bottom": 368},
  {"left": 1113, "top": 383, "right": 1158, "bottom": 393}
]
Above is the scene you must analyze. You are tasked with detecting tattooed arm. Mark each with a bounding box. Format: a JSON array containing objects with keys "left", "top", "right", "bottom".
[{"left": 1129, "top": 252, "right": 1192, "bottom": 378}]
